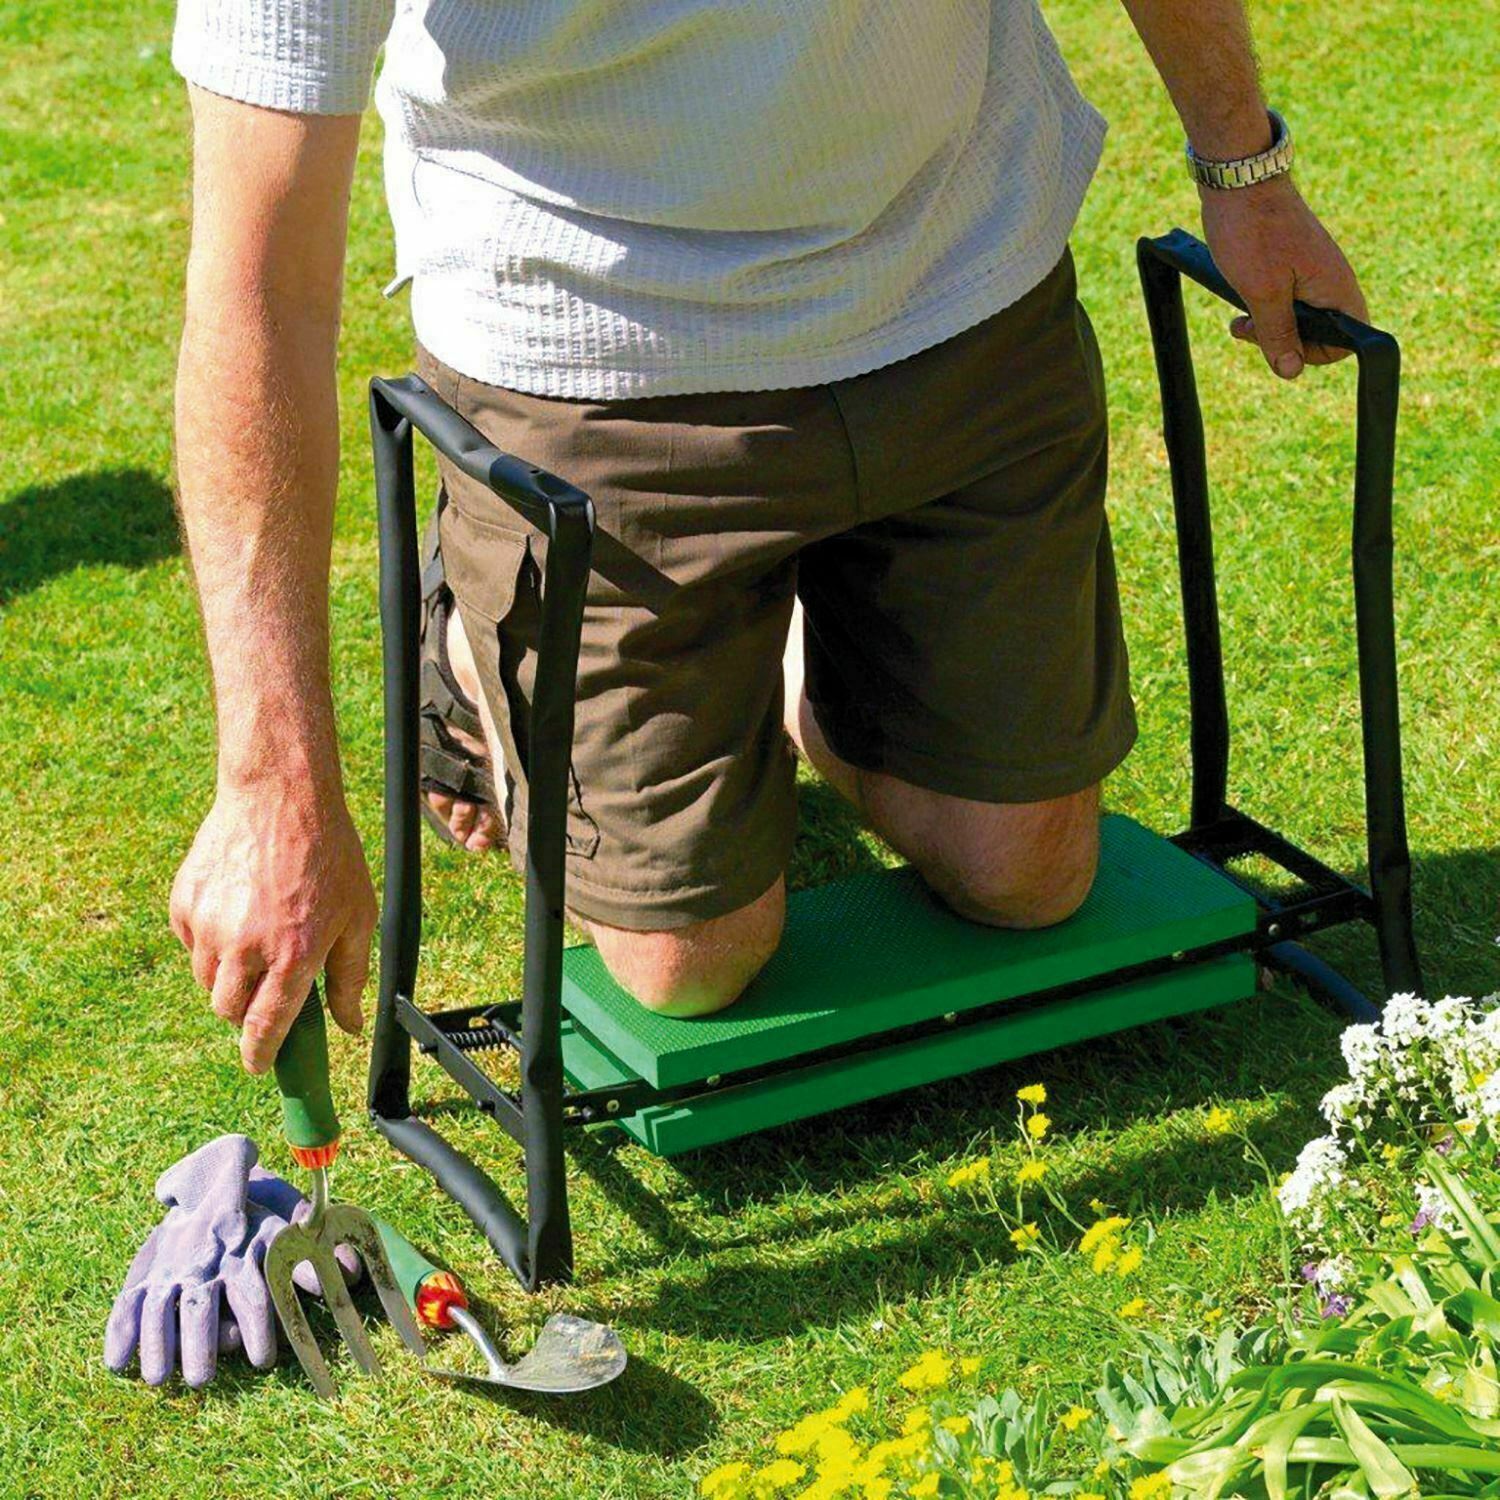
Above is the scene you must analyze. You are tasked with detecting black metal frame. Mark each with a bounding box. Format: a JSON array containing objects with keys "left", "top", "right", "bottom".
[
  {"left": 1137, "top": 229, "right": 1421, "bottom": 1009},
  {"left": 367, "top": 231, "right": 1421, "bottom": 1290}
]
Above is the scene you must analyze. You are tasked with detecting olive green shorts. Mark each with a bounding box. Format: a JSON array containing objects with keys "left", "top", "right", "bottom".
[{"left": 427, "top": 249, "right": 1135, "bottom": 931}]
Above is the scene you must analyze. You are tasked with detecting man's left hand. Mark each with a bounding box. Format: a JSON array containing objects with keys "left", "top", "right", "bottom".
[{"left": 1199, "top": 175, "right": 1368, "bottom": 379}]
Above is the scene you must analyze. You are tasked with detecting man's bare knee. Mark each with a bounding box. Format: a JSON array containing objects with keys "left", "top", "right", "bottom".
[
  {"left": 917, "top": 788, "right": 1101, "bottom": 931},
  {"left": 584, "top": 879, "right": 785, "bottom": 1017},
  {"left": 939, "top": 852, "right": 1096, "bottom": 929}
]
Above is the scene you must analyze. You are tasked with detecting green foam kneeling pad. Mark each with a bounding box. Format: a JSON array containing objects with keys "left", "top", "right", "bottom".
[{"left": 561, "top": 815, "right": 1256, "bottom": 1091}]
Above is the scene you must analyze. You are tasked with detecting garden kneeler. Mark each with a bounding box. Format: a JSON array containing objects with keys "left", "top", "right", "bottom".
[
  {"left": 264, "top": 985, "right": 426, "bottom": 1397},
  {"left": 374, "top": 1218, "right": 626, "bottom": 1393}
]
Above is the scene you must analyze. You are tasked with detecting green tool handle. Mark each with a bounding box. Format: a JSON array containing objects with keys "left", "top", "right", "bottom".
[
  {"left": 273, "top": 986, "right": 341, "bottom": 1169},
  {"left": 374, "top": 1218, "right": 468, "bottom": 1330}
]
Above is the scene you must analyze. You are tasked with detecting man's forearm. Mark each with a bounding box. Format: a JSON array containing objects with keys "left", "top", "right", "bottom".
[
  {"left": 1120, "top": 0, "right": 1272, "bottom": 160},
  {"left": 177, "top": 302, "right": 342, "bottom": 791},
  {"left": 175, "top": 94, "right": 361, "bottom": 794}
]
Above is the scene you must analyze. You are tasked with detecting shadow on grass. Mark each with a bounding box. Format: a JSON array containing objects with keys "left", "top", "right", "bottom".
[
  {"left": 571, "top": 991, "right": 1337, "bottom": 1331},
  {"left": 194, "top": 1286, "right": 718, "bottom": 1456},
  {"left": 0, "top": 467, "right": 179, "bottom": 605},
  {"left": 422, "top": 1341, "right": 718, "bottom": 1456}
]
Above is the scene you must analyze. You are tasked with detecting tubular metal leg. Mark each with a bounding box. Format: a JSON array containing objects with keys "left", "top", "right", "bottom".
[
  {"left": 1137, "top": 229, "right": 1422, "bottom": 1006},
  {"left": 366, "top": 375, "right": 595, "bottom": 1290}
]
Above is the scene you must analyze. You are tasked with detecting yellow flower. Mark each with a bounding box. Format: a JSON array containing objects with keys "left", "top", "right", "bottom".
[
  {"left": 1129, "top": 1473, "right": 1173, "bottom": 1499},
  {"left": 940, "top": 1415, "right": 970, "bottom": 1435},
  {"left": 1203, "top": 1307, "right": 1224, "bottom": 1325},
  {"left": 1058, "top": 1404, "right": 1092, "bottom": 1432},
  {"left": 750, "top": 1459, "right": 806, "bottom": 1495},
  {"left": 701, "top": 1461, "right": 752, "bottom": 1498},
  {"left": 902, "top": 1406, "right": 933, "bottom": 1435},
  {"left": 1079, "top": 1217, "right": 1129, "bottom": 1254},
  {"left": 1118, "top": 1297, "right": 1148, "bottom": 1320},
  {"left": 862, "top": 1481, "right": 893, "bottom": 1500},
  {"left": 1015, "top": 1159, "right": 1048, "bottom": 1186},
  {"left": 899, "top": 1350, "right": 954, "bottom": 1392},
  {"left": 1078, "top": 1493, "right": 1108, "bottom": 1500},
  {"left": 813, "top": 1425, "right": 861, "bottom": 1469},
  {"left": 1010, "top": 1222, "right": 1042, "bottom": 1251},
  {"left": 1092, "top": 1459, "right": 1115, "bottom": 1478},
  {"left": 863, "top": 1436, "right": 925, "bottom": 1476},
  {"left": 797, "top": 1479, "right": 844, "bottom": 1500},
  {"left": 777, "top": 1412, "right": 834, "bottom": 1455},
  {"left": 1080, "top": 1215, "right": 1131, "bottom": 1272},
  {"left": 1017, "top": 1083, "right": 1047, "bottom": 1104},
  {"left": 911, "top": 1476, "right": 940, "bottom": 1499},
  {"left": 1026, "top": 1113, "right": 1051, "bottom": 1140},
  {"left": 831, "top": 1386, "right": 870, "bottom": 1419},
  {"left": 1204, "top": 1106, "right": 1233, "bottom": 1135},
  {"left": 1381, "top": 1142, "right": 1403, "bottom": 1163},
  {"left": 947, "top": 1157, "right": 992, "bottom": 1189},
  {"left": 1089, "top": 1198, "right": 1109, "bottom": 1216},
  {"left": 959, "top": 1356, "right": 981, "bottom": 1377},
  {"left": 1114, "top": 1245, "right": 1144, "bottom": 1278}
]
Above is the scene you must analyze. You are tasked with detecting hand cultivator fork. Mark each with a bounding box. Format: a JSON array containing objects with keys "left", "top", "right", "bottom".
[{"left": 264, "top": 986, "right": 426, "bottom": 1397}]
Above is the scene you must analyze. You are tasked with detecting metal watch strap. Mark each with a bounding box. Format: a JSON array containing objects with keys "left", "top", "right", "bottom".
[{"left": 1186, "top": 109, "right": 1295, "bottom": 190}]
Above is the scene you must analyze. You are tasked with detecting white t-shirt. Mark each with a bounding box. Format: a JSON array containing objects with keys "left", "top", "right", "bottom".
[{"left": 173, "top": 1, "right": 1106, "bottom": 399}]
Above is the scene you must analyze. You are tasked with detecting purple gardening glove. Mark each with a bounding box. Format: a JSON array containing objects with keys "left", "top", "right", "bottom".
[{"left": 104, "top": 1134, "right": 359, "bottom": 1388}]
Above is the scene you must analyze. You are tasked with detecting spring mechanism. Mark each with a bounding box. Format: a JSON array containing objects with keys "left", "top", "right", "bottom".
[{"left": 442, "top": 1022, "right": 511, "bottom": 1054}]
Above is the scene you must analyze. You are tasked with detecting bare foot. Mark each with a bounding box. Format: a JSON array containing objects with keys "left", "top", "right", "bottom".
[{"left": 426, "top": 608, "right": 507, "bottom": 853}]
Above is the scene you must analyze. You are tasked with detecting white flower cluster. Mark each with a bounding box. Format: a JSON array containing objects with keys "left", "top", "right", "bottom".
[
  {"left": 1332, "top": 993, "right": 1500, "bottom": 1132},
  {"left": 1277, "top": 992, "right": 1500, "bottom": 1241},
  {"left": 1278, "top": 1134, "right": 1352, "bottom": 1233}
]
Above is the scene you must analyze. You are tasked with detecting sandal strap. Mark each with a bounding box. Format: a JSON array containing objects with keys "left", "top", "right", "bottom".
[
  {"left": 417, "top": 498, "right": 497, "bottom": 815},
  {"left": 420, "top": 656, "right": 484, "bottom": 741},
  {"left": 420, "top": 740, "right": 497, "bottom": 806}
]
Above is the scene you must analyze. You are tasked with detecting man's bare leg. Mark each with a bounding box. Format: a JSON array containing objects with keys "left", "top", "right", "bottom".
[
  {"left": 438, "top": 610, "right": 783, "bottom": 1013},
  {"left": 783, "top": 602, "right": 1099, "bottom": 927},
  {"left": 424, "top": 610, "right": 508, "bottom": 852}
]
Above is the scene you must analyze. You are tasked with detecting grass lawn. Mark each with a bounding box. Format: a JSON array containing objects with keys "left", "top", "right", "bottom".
[{"left": 1, "top": 1, "right": 1496, "bottom": 1495}]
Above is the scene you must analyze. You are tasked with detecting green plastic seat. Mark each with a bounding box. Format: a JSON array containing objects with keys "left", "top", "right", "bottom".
[{"left": 558, "top": 816, "right": 1258, "bottom": 1154}]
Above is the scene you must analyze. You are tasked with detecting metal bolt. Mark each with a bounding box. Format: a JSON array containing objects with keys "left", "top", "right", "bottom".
[
  {"left": 1267, "top": 922, "right": 1282, "bottom": 939},
  {"left": 1171, "top": 950, "right": 1186, "bottom": 962},
  {"left": 943, "top": 1012, "right": 957, "bottom": 1024},
  {"left": 706, "top": 1074, "right": 722, "bottom": 1086},
  {"left": 605, "top": 1099, "right": 620, "bottom": 1115}
]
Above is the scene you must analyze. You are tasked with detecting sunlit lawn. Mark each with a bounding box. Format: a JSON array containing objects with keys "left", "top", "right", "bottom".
[{"left": 1, "top": 1, "right": 1495, "bottom": 1494}]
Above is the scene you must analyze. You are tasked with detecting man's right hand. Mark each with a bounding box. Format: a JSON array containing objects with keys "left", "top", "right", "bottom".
[{"left": 170, "top": 783, "right": 377, "bottom": 1073}]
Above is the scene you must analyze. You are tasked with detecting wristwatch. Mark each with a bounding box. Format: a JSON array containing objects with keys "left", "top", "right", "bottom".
[{"left": 1186, "top": 109, "right": 1295, "bottom": 190}]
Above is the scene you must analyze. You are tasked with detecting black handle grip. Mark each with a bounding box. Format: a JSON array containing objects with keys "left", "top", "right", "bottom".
[
  {"left": 369, "top": 373, "right": 593, "bottom": 537},
  {"left": 1139, "top": 228, "right": 1393, "bottom": 358}
]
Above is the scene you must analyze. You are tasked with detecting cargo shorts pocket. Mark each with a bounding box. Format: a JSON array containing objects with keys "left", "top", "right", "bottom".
[{"left": 437, "top": 489, "right": 602, "bottom": 861}]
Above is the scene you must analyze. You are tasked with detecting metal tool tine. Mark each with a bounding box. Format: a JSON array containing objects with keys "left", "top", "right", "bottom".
[
  {"left": 266, "top": 1237, "right": 337, "bottom": 1400},
  {"left": 317, "top": 1253, "right": 383, "bottom": 1380},
  {"left": 364, "top": 1242, "right": 428, "bottom": 1356},
  {"left": 326, "top": 1205, "right": 426, "bottom": 1357}
]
